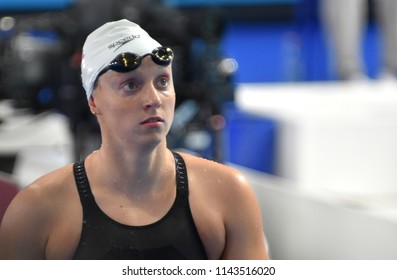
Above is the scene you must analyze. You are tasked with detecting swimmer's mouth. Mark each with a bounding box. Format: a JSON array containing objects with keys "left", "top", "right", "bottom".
[{"left": 140, "top": 116, "right": 164, "bottom": 124}]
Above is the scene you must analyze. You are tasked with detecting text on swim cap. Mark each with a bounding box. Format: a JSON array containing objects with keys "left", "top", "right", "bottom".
[{"left": 108, "top": 35, "right": 141, "bottom": 51}]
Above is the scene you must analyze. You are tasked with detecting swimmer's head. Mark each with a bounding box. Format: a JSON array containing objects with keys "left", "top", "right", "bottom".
[{"left": 81, "top": 19, "right": 164, "bottom": 100}]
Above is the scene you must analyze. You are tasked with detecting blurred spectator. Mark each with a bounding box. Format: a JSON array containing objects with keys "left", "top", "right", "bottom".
[{"left": 320, "top": 0, "right": 397, "bottom": 80}]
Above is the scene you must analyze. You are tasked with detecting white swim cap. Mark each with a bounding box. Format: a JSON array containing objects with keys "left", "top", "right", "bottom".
[{"left": 81, "top": 19, "right": 162, "bottom": 100}]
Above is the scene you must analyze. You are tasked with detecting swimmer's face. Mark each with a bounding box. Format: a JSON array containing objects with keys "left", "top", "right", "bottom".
[{"left": 89, "top": 56, "right": 175, "bottom": 147}]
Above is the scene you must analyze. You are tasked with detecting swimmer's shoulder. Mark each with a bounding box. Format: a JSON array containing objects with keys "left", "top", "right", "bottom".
[
  {"left": 177, "top": 151, "right": 252, "bottom": 196},
  {"left": 0, "top": 163, "right": 77, "bottom": 259},
  {"left": 4, "top": 163, "right": 76, "bottom": 221}
]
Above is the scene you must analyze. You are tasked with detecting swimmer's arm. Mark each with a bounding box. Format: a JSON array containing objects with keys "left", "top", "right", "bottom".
[
  {"left": 221, "top": 171, "right": 270, "bottom": 260},
  {"left": 0, "top": 186, "right": 49, "bottom": 259}
]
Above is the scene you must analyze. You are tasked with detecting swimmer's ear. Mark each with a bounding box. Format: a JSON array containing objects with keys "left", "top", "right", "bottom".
[{"left": 88, "top": 95, "right": 99, "bottom": 115}]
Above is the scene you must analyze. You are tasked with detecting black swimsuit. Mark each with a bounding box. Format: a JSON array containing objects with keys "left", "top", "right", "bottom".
[{"left": 72, "top": 152, "right": 208, "bottom": 260}]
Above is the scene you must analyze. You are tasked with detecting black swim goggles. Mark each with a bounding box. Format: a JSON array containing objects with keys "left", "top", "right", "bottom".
[{"left": 96, "top": 46, "right": 173, "bottom": 79}]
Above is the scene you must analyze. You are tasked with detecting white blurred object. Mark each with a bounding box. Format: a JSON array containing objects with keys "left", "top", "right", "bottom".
[
  {"left": 13, "top": 145, "right": 73, "bottom": 188},
  {"left": 0, "top": 100, "right": 74, "bottom": 187},
  {"left": 236, "top": 164, "right": 397, "bottom": 259},
  {"left": 236, "top": 80, "right": 397, "bottom": 195},
  {"left": 184, "top": 129, "right": 212, "bottom": 151}
]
